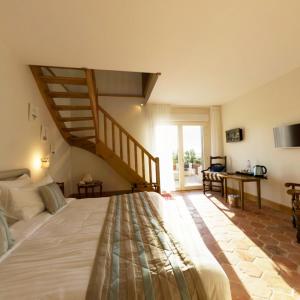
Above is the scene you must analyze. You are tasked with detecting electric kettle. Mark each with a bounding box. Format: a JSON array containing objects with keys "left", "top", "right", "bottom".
[{"left": 253, "top": 165, "right": 267, "bottom": 176}]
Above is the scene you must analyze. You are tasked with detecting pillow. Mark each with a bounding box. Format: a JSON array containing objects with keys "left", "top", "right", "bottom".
[
  {"left": 211, "top": 165, "right": 225, "bottom": 172},
  {"left": 8, "top": 186, "right": 45, "bottom": 221},
  {"left": 0, "top": 174, "right": 32, "bottom": 221},
  {"left": 39, "top": 183, "right": 66, "bottom": 214},
  {"left": 0, "top": 209, "right": 14, "bottom": 256}
]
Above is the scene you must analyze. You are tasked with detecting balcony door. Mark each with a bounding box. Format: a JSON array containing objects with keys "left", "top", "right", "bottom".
[{"left": 172, "top": 124, "right": 204, "bottom": 190}]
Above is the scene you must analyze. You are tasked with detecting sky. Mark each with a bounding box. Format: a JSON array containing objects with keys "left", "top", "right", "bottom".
[{"left": 169, "top": 125, "right": 203, "bottom": 157}]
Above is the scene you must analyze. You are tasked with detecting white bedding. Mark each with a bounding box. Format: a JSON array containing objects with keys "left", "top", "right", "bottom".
[{"left": 0, "top": 193, "right": 231, "bottom": 300}]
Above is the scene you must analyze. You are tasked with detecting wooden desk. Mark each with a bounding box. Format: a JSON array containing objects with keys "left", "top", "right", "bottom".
[{"left": 222, "top": 174, "right": 262, "bottom": 210}]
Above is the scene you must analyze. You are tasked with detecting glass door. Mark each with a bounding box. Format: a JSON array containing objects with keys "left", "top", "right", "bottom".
[
  {"left": 170, "top": 125, "right": 180, "bottom": 190},
  {"left": 172, "top": 124, "right": 203, "bottom": 190},
  {"left": 182, "top": 125, "right": 203, "bottom": 189}
]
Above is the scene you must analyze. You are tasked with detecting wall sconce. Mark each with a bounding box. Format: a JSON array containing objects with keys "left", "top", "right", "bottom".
[{"left": 41, "top": 157, "right": 50, "bottom": 169}]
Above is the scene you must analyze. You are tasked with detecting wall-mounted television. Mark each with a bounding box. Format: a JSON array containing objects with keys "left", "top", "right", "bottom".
[
  {"left": 226, "top": 128, "right": 243, "bottom": 143},
  {"left": 273, "top": 123, "right": 300, "bottom": 148}
]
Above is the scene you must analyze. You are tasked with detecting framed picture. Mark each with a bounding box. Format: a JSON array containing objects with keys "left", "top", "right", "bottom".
[
  {"left": 226, "top": 128, "right": 243, "bottom": 143},
  {"left": 28, "top": 103, "right": 39, "bottom": 121}
]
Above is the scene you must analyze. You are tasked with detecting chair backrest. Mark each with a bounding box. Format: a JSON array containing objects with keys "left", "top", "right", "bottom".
[{"left": 210, "top": 156, "right": 227, "bottom": 172}]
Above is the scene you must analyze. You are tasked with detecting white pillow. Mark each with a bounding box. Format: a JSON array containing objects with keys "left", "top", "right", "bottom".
[
  {"left": 0, "top": 174, "right": 32, "bottom": 214},
  {"left": 8, "top": 186, "right": 45, "bottom": 221}
]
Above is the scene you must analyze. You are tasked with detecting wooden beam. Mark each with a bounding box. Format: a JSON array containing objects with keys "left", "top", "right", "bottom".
[
  {"left": 70, "top": 135, "right": 95, "bottom": 140},
  {"left": 49, "top": 91, "right": 89, "bottom": 98},
  {"left": 63, "top": 127, "right": 94, "bottom": 132},
  {"left": 143, "top": 72, "right": 161, "bottom": 104},
  {"left": 54, "top": 105, "right": 91, "bottom": 111},
  {"left": 36, "top": 65, "right": 84, "bottom": 71},
  {"left": 60, "top": 116, "right": 93, "bottom": 122},
  {"left": 98, "top": 93, "right": 144, "bottom": 98},
  {"left": 41, "top": 76, "right": 86, "bottom": 85}
]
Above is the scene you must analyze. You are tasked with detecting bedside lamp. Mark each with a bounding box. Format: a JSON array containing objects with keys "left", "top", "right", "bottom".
[{"left": 41, "top": 157, "right": 50, "bottom": 169}]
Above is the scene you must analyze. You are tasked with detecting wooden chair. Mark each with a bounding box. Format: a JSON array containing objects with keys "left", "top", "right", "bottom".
[
  {"left": 202, "top": 156, "right": 227, "bottom": 197},
  {"left": 285, "top": 182, "right": 300, "bottom": 243}
]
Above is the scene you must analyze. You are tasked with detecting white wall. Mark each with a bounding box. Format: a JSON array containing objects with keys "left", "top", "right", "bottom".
[
  {"left": 222, "top": 67, "right": 300, "bottom": 207},
  {"left": 210, "top": 106, "right": 223, "bottom": 157},
  {"left": 0, "top": 42, "right": 72, "bottom": 194},
  {"left": 70, "top": 147, "right": 130, "bottom": 192}
]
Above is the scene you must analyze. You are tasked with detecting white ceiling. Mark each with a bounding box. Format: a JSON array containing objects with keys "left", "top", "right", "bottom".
[{"left": 1, "top": 0, "right": 300, "bottom": 105}]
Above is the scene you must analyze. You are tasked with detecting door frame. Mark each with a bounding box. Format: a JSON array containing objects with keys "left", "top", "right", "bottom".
[{"left": 171, "top": 121, "right": 206, "bottom": 191}]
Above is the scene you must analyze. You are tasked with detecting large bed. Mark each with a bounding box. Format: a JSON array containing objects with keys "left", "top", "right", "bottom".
[{"left": 0, "top": 169, "right": 231, "bottom": 300}]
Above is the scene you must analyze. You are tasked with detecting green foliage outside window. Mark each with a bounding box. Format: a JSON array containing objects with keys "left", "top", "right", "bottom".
[{"left": 172, "top": 150, "right": 201, "bottom": 165}]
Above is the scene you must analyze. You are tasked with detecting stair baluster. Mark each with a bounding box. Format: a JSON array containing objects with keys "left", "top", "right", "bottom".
[{"left": 30, "top": 65, "right": 160, "bottom": 193}]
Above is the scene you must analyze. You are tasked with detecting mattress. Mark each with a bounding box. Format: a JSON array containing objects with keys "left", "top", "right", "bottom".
[{"left": 0, "top": 193, "right": 231, "bottom": 300}]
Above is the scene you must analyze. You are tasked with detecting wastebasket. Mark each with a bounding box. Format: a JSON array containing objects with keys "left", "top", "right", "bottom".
[{"left": 228, "top": 194, "right": 240, "bottom": 207}]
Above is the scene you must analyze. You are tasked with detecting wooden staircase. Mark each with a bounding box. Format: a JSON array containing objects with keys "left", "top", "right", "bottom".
[{"left": 30, "top": 66, "right": 160, "bottom": 192}]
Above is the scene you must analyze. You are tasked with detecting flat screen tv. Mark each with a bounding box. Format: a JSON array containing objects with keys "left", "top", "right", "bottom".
[
  {"left": 273, "top": 123, "right": 300, "bottom": 148},
  {"left": 226, "top": 128, "right": 243, "bottom": 143}
]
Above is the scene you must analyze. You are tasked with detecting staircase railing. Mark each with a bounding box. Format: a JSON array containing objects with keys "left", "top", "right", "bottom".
[
  {"left": 97, "top": 105, "right": 160, "bottom": 192},
  {"left": 31, "top": 65, "right": 160, "bottom": 192}
]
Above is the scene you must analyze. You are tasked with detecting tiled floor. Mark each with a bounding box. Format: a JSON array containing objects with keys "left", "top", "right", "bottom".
[{"left": 174, "top": 191, "right": 300, "bottom": 300}]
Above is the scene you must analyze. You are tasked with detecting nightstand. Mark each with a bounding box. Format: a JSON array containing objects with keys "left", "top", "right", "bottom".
[{"left": 77, "top": 180, "right": 103, "bottom": 198}]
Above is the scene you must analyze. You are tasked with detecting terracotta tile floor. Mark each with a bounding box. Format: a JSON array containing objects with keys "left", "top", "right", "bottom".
[{"left": 174, "top": 191, "right": 300, "bottom": 300}]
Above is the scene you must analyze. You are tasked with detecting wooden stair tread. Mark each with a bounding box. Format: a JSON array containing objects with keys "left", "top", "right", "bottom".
[
  {"left": 55, "top": 105, "right": 91, "bottom": 111},
  {"left": 30, "top": 65, "right": 160, "bottom": 191},
  {"left": 60, "top": 117, "right": 93, "bottom": 122},
  {"left": 63, "top": 127, "right": 95, "bottom": 132},
  {"left": 49, "top": 91, "right": 89, "bottom": 98},
  {"left": 41, "top": 76, "right": 86, "bottom": 85},
  {"left": 70, "top": 135, "right": 96, "bottom": 140}
]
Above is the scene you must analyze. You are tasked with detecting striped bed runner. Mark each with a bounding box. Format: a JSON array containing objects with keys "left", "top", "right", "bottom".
[{"left": 86, "top": 192, "right": 207, "bottom": 300}]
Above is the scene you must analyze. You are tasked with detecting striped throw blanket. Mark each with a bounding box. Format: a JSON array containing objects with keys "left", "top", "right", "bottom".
[{"left": 86, "top": 192, "right": 207, "bottom": 300}]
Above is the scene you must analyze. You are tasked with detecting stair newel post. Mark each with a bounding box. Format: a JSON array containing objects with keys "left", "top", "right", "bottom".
[
  {"left": 104, "top": 115, "right": 107, "bottom": 146},
  {"left": 142, "top": 150, "right": 145, "bottom": 181},
  {"left": 134, "top": 144, "right": 138, "bottom": 172},
  {"left": 155, "top": 157, "right": 161, "bottom": 193},
  {"left": 127, "top": 136, "right": 130, "bottom": 168},
  {"left": 86, "top": 69, "right": 99, "bottom": 142},
  {"left": 119, "top": 128, "right": 123, "bottom": 160},
  {"left": 149, "top": 157, "right": 153, "bottom": 185},
  {"left": 112, "top": 123, "right": 115, "bottom": 153}
]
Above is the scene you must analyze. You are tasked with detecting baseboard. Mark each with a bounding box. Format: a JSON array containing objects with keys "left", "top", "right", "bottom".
[{"left": 227, "top": 187, "right": 291, "bottom": 215}]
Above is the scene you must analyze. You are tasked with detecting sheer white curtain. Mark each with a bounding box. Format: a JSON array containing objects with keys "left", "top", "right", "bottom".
[
  {"left": 145, "top": 104, "right": 175, "bottom": 192},
  {"left": 210, "top": 106, "right": 224, "bottom": 156}
]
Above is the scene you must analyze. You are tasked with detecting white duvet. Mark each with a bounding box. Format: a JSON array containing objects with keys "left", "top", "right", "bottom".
[{"left": 0, "top": 192, "right": 231, "bottom": 300}]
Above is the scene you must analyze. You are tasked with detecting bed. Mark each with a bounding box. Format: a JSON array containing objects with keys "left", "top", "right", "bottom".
[{"left": 0, "top": 169, "right": 231, "bottom": 300}]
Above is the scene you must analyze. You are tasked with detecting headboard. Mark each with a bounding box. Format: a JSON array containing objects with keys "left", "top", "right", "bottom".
[{"left": 0, "top": 169, "right": 31, "bottom": 181}]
